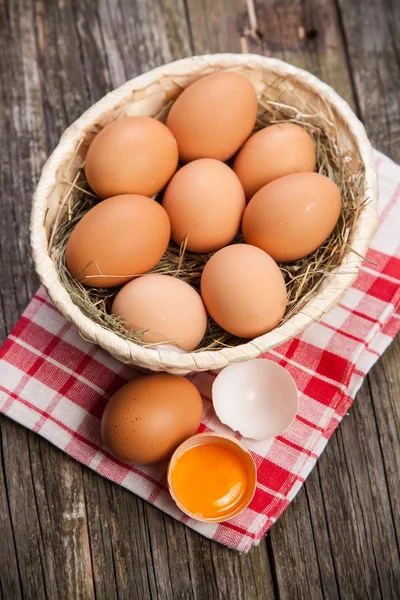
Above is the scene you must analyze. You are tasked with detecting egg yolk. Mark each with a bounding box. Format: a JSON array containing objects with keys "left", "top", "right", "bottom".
[{"left": 170, "top": 443, "right": 249, "bottom": 519}]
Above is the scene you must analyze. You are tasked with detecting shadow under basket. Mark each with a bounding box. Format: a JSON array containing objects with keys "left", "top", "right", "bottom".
[{"left": 30, "top": 54, "right": 378, "bottom": 374}]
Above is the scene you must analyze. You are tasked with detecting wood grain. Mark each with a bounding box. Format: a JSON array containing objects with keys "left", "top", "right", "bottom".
[
  {"left": 368, "top": 341, "right": 400, "bottom": 554},
  {"left": 0, "top": 0, "right": 399, "bottom": 598},
  {"left": 338, "top": 0, "right": 400, "bottom": 162}
]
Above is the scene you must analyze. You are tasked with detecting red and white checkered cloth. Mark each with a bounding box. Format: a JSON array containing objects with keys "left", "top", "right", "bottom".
[{"left": 1, "top": 151, "right": 399, "bottom": 552}]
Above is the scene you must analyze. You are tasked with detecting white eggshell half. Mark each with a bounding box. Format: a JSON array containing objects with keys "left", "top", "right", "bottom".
[{"left": 212, "top": 359, "right": 298, "bottom": 440}]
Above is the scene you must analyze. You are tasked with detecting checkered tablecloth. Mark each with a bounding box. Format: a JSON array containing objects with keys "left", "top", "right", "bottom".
[{"left": 1, "top": 150, "right": 399, "bottom": 552}]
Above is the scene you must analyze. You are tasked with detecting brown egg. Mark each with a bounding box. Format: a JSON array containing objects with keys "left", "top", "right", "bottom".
[
  {"left": 166, "top": 72, "right": 258, "bottom": 163},
  {"left": 242, "top": 172, "right": 342, "bottom": 262},
  {"left": 200, "top": 244, "right": 287, "bottom": 338},
  {"left": 101, "top": 374, "right": 203, "bottom": 465},
  {"left": 85, "top": 116, "right": 179, "bottom": 198},
  {"left": 162, "top": 159, "right": 246, "bottom": 253},
  {"left": 234, "top": 123, "right": 316, "bottom": 200},
  {"left": 111, "top": 274, "right": 208, "bottom": 351},
  {"left": 65, "top": 194, "right": 171, "bottom": 287}
]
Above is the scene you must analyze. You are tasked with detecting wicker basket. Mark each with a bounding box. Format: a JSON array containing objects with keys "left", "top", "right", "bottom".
[{"left": 30, "top": 54, "right": 378, "bottom": 374}]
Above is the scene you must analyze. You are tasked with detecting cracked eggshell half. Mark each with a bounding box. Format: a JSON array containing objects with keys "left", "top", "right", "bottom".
[{"left": 212, "top": 359, "right": 298, "bottom": 441}]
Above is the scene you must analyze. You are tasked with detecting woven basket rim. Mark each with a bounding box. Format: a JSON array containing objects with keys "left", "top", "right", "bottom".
[{"left": 30, "top": 53, "right": 378, "bottom": 372}]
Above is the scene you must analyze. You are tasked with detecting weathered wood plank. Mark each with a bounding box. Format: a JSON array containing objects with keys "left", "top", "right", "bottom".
[
  {"left": 344, "top": 375, "right": 399, "bottom": 597},
  {"left": 368, "top": 340, "right": 400, "bottom": 555},
  {"left": 256, "top": 0, "right": 355, "bottom": 106},
  {"left": 28, "top": 433, "right": 96, "bottom": 600},
  {"left": 268, "top": 465, "right": 341, "bottom": 599},
  {"left": 337, "top": 0, "right": 400, "bottom": 162},
  {"left": 315, "top": 383, "right": 399, "bottom": 599},
  {"left": 96, "top": 0, "right": 192, "bottom": 87},
  {"left": 83, "top": 470, "right": 157, "bottom": 600},
  {"left": 0, "top": 0, "right": 44, "bottom": 334},
  {"left": 1, "top": 426, "right": 49, "bottom": 600},
  {"left": 0, "top": 425, "right": 23, "bottom": 600},
  {"left": 33, "top": 0, "right": 94, "bottom": 143},
  {"left": 186, "top": 0, "right": 354, "bottom": 105},
  {"left": 0, "top": 1, "right": 51, "bottom": 597},
  {"left": 184, "top": 0, "right": 246, "bottom": 55},
  {"left": 0, "top": 0, "right": 103, "bottom": 597},
  {"left": 336, "top": 3, "right": 400, "bottom": 592}
]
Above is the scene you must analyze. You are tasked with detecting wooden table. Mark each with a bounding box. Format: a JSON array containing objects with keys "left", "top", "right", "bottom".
[{"left": 1, "top": 1, "right": 399, "bottom": 598}]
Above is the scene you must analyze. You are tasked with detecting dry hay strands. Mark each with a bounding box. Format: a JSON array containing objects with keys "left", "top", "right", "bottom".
[{"left": 50, "top": 84, "right": 366, "bottom": 352}]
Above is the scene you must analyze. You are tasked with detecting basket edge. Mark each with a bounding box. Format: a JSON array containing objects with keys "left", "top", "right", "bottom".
[{"left": 30, "top": 53, "right": 379, "bottom": 373}]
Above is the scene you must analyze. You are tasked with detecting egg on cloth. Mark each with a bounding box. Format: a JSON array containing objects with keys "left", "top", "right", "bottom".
[
  {"left": 233, "top": 122, "right": 316, "bottom": 200},
  {"left": 101, "top": 374, "right": 203, "bottom": 465},
  {"left": 212, "top": 359, "right": 298, "bottom": 440},
  {"left": 200, "top": 244, "right": 287, "bottom": 338},
  {"left": 111, "top": 274, "right": 208, "bottom": 351},
  {"left": 242, "top": 172, "right": 342, "bottom": 262},
  {"left": 85, "top": 116, "right": 179, "bottom": 198},
  {"left": 166, "top": 71, "right": 258, "bottom": 162},
  {"left": 162, "top": 158, "right": 246, "bottom": 253},
  {"left": 65, "top": 194, "right": 170, "bottom": 287}
]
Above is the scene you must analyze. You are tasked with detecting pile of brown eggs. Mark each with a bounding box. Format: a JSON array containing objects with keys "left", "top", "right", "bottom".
[{"left": 66, "top": 72, "right": 342, "bottom": 351}]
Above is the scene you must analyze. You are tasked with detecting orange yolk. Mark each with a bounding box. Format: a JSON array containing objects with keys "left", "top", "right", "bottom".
[{"left": 170, "top": 443, "right": 249, "bottom": 519}]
